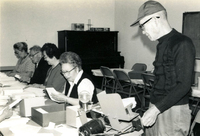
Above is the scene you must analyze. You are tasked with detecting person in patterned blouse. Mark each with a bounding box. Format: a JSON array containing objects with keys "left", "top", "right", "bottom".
[{"left": 6, "top": 42, "right": 35, "bottom": 83}]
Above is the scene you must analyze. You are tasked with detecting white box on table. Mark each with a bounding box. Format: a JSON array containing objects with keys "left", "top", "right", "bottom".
[
  {"left": 66, "top": 105, "right": 88, "bottom": 128},
  {"left": 19, "top": 97, "right": 50, "bottom": 117}
]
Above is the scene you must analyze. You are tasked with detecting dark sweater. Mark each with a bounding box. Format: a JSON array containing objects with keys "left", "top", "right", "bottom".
[
  {"left": 152, "top": 29, "right": 195, "bottom": 113},
  {"left": 29, "top": 57, "right": 51, "bottom": 84},
  {"left": 65, "top": 72, "right": 98, "bottom": 104}
]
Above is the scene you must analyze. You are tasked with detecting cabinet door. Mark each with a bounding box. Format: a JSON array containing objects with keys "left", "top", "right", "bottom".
[{"left": 183, "top": 12, "right": 200, "bottom": 58}]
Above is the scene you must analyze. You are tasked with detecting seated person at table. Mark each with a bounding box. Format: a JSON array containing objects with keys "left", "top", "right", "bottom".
[
  {"left": 6, "top": 42, "right": 35, "bottom": 83},
  {"left": 29, "top": 45, "right": 51, "bottom": 84},
  {"left": 0, "top": 107, "right": 13, "bottom": 122},
  {"left": 51, "top": 51, "right": 98, "bottom": 106},
  {"left": 29, "top": 43, "right": 66, "bottom": 93}
]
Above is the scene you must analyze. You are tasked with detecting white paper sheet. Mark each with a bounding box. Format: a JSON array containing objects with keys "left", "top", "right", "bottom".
[
  {"left": 36, "top": 108, "right": 48, "bottom": 114},
  {"left": 3, "top": 87, "right": 24, "bottom": 96},
  {"left": 0, "top": 117, "right": 30, "bottom": 128},
  {"left": 45, "top": 87, "right": 63, "bottom": 102},
  {"left": 122, "top": 97, "right": 136, "bottom": 108},
  {"left": 9, "top": 124, "right": 41, "bottom": 135}
]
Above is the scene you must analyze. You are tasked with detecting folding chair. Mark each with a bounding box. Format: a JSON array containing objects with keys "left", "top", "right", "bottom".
[
  {"left": 129, "top": 63, "right": 147, "bottom": 79},
  {"left": 131, "top": 63, "right": 147, "bottom": 71},
  {"left": 100, "top": 66, "right": 116, "bottom": 93},
  {"left": 188, "top": 110, "right": 200, "bottom": 136},
  {"left": 141, "top": 72, "right": 155, "bottom": 111},
  {"left": 113, "top": 70, "right": 143, "bottom": 102},
  {"left": 189, "top": 96, "right": 200, "bottom": 117}
]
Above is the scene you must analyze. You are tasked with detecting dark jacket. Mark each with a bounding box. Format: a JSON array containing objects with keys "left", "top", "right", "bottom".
[{"left": 29, "top": 57, "right": 51, "bottom": 84}]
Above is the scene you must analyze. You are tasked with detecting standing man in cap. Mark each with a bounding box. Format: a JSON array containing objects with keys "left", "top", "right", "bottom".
[{"left": 131, "top": 1, "right": 195, "bottom": 136}]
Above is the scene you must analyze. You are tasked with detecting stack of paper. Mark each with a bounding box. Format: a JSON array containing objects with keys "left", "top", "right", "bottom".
[
  {"left": 3, "top": 87, "right": 24, "bottom": 96},
  {"left": 12, "top": 92, "right": 36, "bottom": 100},
  {"left": 0, "top": 72, "right": 16, "bottom": 84},
  {"left": 24, "top": 87, "right": 45, "bottom": 97},
  {"left": 0, "top": 96, "right": 10, "bottom": 106},
  {"left": 0, "top": 80, "right": 24, "bottom": 87}
]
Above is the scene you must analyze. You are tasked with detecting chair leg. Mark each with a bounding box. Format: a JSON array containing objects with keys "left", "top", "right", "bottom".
[
  {"left": 101, "top": 77, "right": 105, "bottom": 90},
  {"left": 141, "top": 88, "right": 146, "bottom": 110},
  {"left": 192, "top": 99, "right": 200, "bottom": 116},
  {"left": 129, "top": 87, "right": 131, "bottom": 97},
  {"left": 112, "top": 80, "right": 115, "bottom": 93},
  {"left": 132, "top": 85, "right": 142, "bottom": 103}
]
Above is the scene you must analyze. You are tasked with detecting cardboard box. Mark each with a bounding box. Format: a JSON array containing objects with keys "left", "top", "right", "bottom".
[
  {"left": 66, "top": 105, "right": 88, "bottom": 128},
  {"left": 19, "top": 97, "right": 50, "bottom": 117},
  {"left": 31, "top": 103, "right": 66, "bottom": 127}
]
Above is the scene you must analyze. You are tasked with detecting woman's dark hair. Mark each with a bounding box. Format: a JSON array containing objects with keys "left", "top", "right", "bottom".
[
  {"left": 41, "top": 43, "right": 60, "bottom": 59},
  {"left": 13, "top": 42, "right": 28, "bottom": 53}
]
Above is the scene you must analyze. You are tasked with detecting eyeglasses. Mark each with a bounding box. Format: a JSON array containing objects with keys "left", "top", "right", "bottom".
[
  {"left": 139, "top": 17, "right": 153, "bottom": 29},
  {"left": 29, "top": 52, "right": 39, "bottom": 58},
  {"left": 139, "top": 16, "right": 160, "bottom": 29},
  {"left": 61, "top": 66, "right": 77, "bottom": 75}
]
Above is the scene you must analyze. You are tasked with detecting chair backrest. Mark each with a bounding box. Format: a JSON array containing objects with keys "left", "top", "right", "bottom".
[
  {"left": 113, "top": 70, "right": 142, "bottom": 100},
  {"left": 131, "top": 63, "right": 147, "bottom": 71},
  {"left": 142, "top": 73, "right": 155, "bottom": 85},
  {"left": 141, "top": 72, "right": 155, "bottom": 92},
  {"left": 189, "top": 110, "right": 200, "bottom": 136},
  {"left": 100, "top": 66, "right": 115, "bottom": 78},
  {"left": 113, "top": 70, "right": 131, "bottom": 82}
]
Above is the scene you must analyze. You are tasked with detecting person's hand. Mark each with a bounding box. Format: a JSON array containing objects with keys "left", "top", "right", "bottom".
[
  {"left": 51, "top": 93, "right": 67, "bottom": 102},
  {"left": 141, "top": 104, "right": 160, "bottom": 127},
  {"left": 2, "top": 107, "right": 13, "bottom": 119}
]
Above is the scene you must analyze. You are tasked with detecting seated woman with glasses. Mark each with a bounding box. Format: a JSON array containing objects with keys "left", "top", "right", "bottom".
[
  {"left": 51, "top": 51, "right": 98, "bottom": 106},
  {"left": 6, "top": 42, "right": 35, "bottom": 83},
  {"left": 29, "top": 43, "right": 66, "bottom": 93}
]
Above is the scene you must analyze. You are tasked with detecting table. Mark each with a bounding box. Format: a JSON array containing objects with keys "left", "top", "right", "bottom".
[
  {"left": 0, "top": 72, "right": 78, "bottom": 136},
  {"left": 0, "top": 72, "right": 143, "bottom": 136},
  {"left": 0, "top": 110, "right": 78, "bottom": 136},
  {"left": 192, "top": 87, "right": 200, "bottom": 98},
  {"left": 91, "top": 68, "right": 144, "bottom": 85}
]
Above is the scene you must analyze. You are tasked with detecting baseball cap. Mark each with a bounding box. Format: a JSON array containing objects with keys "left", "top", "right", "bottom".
[{"left": 130, "top": 0, "right": 166, "bottom": 26}]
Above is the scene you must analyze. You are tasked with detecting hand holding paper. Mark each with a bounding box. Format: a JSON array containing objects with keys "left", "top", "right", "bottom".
[
  {"left": 45, "top": 87, "right": 65, "bottom": 102},
  {"left": 51, "top": 93, "right": 67, "bottom": 102},
  {"left": 0, "top": 99, "right": 21, "bottom": 117},
  {"left": 2, "top": 107, "right": 13, "bottom": 119},
  {"left": 0, "top": 107, "right": 13, "bottom": 122}
]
